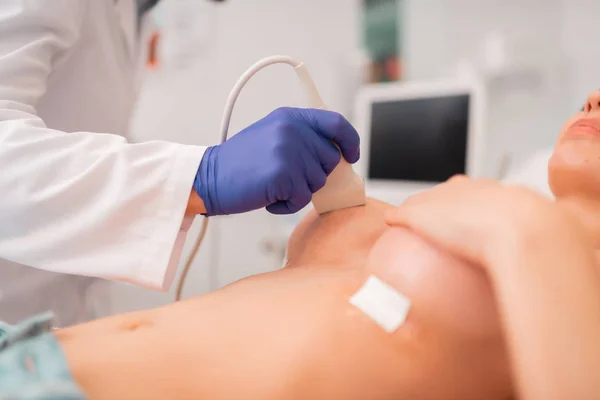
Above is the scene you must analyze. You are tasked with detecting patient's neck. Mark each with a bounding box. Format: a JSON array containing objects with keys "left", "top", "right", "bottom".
[{"left": 556, "top": 196, "right": 600, "bottom": 250}]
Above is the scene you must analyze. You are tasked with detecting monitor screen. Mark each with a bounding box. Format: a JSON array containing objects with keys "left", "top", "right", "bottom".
[{"left": 368, "top": 94, "right": 470, "bottom": 183}]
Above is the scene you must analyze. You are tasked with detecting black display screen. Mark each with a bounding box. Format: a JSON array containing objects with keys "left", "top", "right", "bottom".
[{"left": 368, "top": 94, "right": 470, "bottom": 183}]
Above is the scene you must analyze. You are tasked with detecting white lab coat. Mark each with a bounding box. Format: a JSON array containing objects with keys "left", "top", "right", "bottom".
[{"left": 0, "top": 0, "right": 207, "bottom": 325}]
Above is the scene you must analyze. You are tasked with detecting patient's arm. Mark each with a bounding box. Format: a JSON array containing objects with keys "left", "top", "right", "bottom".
[{"left": 56, "top": 199, "right": 512, "bottom": 400}]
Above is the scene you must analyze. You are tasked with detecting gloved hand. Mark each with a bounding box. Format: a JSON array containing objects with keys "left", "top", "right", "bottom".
[{"left": 194, "top": 107, "right": 360, "bottom": 216}]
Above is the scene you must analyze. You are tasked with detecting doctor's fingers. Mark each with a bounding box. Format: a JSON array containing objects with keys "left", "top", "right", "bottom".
[
  {"left": 306, "top": 126, "right": 343, "bottom": 177},
  {"left": 291, "top": 108, "right": 360, "bottom": 164},
  {"left": 266, "top": 180, "right": 313, "bottom": 215},
  {"left": 303, "top": 153, "right": 329, "bottom": 194}
]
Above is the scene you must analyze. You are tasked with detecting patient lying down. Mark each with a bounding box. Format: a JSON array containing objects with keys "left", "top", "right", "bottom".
[{"left": 56, "top": 199, "right": 513, "bottom": 400}]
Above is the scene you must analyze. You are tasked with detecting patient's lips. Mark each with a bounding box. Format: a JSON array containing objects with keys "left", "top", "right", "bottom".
[{"left": 566, "top": 118, "right": 600, "bottom": 138}]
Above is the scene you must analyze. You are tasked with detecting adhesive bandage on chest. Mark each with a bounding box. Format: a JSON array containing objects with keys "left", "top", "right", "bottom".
[{"left": 349, "top": 275, "right": 412, "bottom": 333}]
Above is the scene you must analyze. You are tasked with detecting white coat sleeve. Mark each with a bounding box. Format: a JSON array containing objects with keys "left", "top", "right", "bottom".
[{"left": 0, "top": 0, "right": 207, "bottom": 290}]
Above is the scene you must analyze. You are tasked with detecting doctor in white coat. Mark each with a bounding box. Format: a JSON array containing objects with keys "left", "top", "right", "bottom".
[{"left": 0, "top": 0, "right": 361, "bottom": 325}]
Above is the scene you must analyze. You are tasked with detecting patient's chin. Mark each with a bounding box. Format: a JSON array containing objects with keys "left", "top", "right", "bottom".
[{"left": 365, "top": 227, "right": 501, "bottom": 340}]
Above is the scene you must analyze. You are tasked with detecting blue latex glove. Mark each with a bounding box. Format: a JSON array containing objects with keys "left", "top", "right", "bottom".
[{"left": 194, "top": 107, "right": 360, "bottom": 216}]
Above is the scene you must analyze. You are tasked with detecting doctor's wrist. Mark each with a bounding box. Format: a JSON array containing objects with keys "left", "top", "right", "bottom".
[
  {"left": 193, "top": 146, "right": 222, "bottom": 216},
  {"left": 187, "top": 147, "right": 218, "bottom": 216},
  {"left": 186, "top": 190, "right": 207, "bottom": 216}
]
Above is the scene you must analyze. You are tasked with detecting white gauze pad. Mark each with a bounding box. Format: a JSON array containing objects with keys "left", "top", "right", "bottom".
[{"left": 349, "top": 275, "right": 411, "bottom": 333}]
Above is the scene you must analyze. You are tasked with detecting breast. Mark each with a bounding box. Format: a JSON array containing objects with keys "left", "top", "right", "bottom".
[{"left": 365, "top": 227, "right": 501, "bottom": 339}]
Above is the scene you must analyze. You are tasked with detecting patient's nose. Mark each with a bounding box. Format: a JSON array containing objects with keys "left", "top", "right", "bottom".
[{"left": 584, "top": 90, "right": 600, "bottom": 113}]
